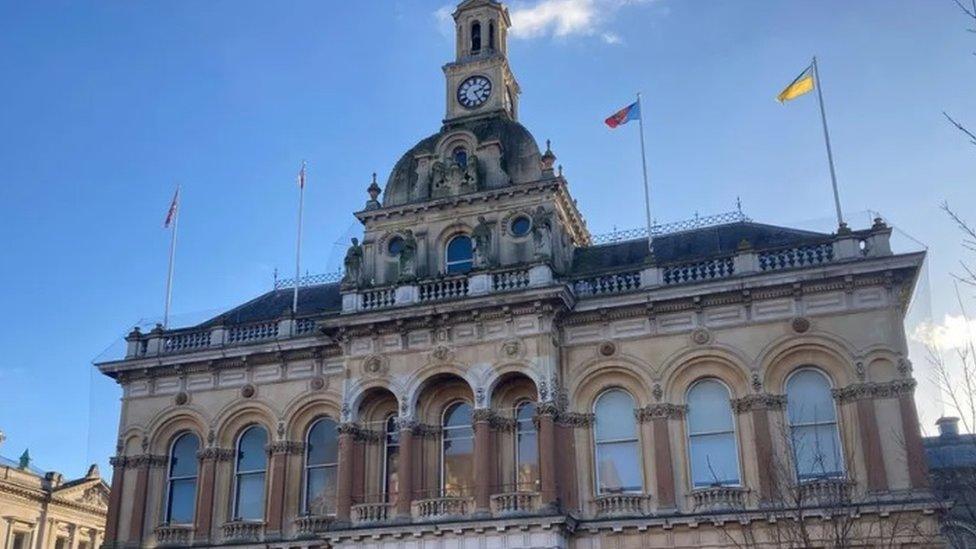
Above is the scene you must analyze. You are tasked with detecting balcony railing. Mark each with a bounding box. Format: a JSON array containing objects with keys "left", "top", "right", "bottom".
[
  {"left": 691, "top": 486, "right": 748, "bottom": 512},
  {"left": 361, "top": 287, "right": 396, "bottom": 310},
  {"left": 663, "top": 256, "right": 734, "bottom": 285},
  {"left": 154, "top": 525, "right": 192, "bottom": 547},
  {"left": 294, "top": 515, "right": 332, "bottom": 537},
  {"left": 419, "top": 276, "right": 469, "bottom": 302},
  {"left": 227, "top": 321, "right": 278, "bottom": 344},
  {"left": 593, "top": 493, "right": 649, "bottom": 517},
  {"left": 573, "top": 271, "right": 642, "bottom": 297},
  {"left": 413, "top": 496, "right": 470, "bottom": 519},
  {"left": 490, "top": 491, "right": 541, "bottom": 515},
  {"left": 162, "top": 331, "right": 210, "bottom": 354},
  {"left": 221, "top": 520, "right": 263, "bottom": 543},
  {"left": 798, "top": 477, "right": 853, "bottom": 505},
  {"left": 352, "top": 502, "right": 392, "bottom": 524},
  {"left": 492, "top": 268, "right": 531, "bottom": 292},
  {"left": 759, "top": 242, "right": 835, "bottom": 272}
]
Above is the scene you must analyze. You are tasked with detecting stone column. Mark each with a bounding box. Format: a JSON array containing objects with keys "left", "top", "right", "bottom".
[
  {"left": 732, "top": 394, "right": 786, "bottom": 503},
  {"left": 638, "top": 404, "right": 684, "bottom": 510},
  {"left": 536, "top": 404, "right": 558, "bottom": 509},
  {"left": 104, "top": 456, "right": 127, "bottom": 546},
  {"left": 194, "top": 449, "right": 232, "bottom": 544},
  {"left": 127, "top": 455, "right": 166, "bottom": 544},
  {"left": 472, "top": 409, "right": 492, "bottom": 514},
  {"left": 835, "top": 385, "right": 888, "bottom": 493},
  {"left": 896, "top": 381, "right": 930, "bottom": 489},
  {"left": 264, "top": 442, "right": 297, "bottom": 537},
  {"left": 396, "top": 422, "right": 415, "bottom": 518},
  {"left": 335, "top": 424, "right": 357, "bottom": 523}
]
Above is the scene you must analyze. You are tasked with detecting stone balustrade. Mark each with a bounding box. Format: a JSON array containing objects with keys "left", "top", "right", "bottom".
[
  {"left": 691, "top": 486, "right": 748, "bottom": 512},
  {"left": 798, "top": 477, "right": 853, "bottom": 505},
  {"left": 294, "top": 515, "right": 333, "bottom": 536},
  {"left": 154, "top": 525, "right": 192, "bottom": 547},
  {"left": 593, "top": 493, "right": 649, "bottom": 517},
  {"left": 413, "top": 496, "right": 470, "bottom": 519},
  {"left": 352, "top": 502, "right": 392, "bottom": 524},
  {"left": 490, "top": 491, "right": 541, "bottom": 515},
  {"left": 220, "top": 520, "right": 263, "bottom": 543},
  {"left": 124, "top": 224, "right": 893, "bottom": 359}
]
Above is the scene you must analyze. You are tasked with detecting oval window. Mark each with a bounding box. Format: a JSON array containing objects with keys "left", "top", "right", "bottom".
[
  {"left": 510, "top": 216, "right": 531, "bottom": 237},
  {"left": 388, "top": 236, "right": 404, "bottom": 256}
]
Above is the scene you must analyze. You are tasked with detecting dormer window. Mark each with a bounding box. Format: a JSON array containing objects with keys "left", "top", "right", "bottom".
[
  {"left": 453, "top": 147, "right": 468, "bottom": 169},
  {"left": 471, "top": 21, "right": 482, "bottom": 53}
]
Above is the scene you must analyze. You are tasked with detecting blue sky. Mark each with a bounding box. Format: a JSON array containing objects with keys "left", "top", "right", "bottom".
[{"left": 0, "top": 0, "right": 973, "bottom": 477}]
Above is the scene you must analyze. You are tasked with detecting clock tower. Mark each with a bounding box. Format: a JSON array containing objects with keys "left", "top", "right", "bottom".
[{"left": 443, "top": 0, "right": 520, "bottom": 123}]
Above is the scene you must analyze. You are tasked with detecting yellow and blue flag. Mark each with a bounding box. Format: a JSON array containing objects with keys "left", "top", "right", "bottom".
[{"left": 777, "top": 64, "right": 815, "bottom": 103}]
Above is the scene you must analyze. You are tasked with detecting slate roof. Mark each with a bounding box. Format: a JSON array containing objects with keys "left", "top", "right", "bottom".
[
  {"left": 196, "top": 221, "right": 831, "bottom": 328},
  {"left": 0, "top": 454, "right": 45, "bottom": 476},
  {"left": 571, "top": 221, "right": 830, "bottom": 275},
  {"left": 925, "top": 433, "right": 976, "bottom": 469}
]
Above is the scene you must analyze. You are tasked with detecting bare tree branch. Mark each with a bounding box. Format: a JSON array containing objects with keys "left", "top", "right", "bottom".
[{"left": 944, "top": 112, "right": 976, "bottom": 147}]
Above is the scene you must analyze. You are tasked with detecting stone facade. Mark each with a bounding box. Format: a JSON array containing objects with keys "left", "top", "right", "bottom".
[
  {"left": 0, "top": 442, "right": 109, "bottom": 549},
  {"left": 96, "top": 0, "right": 943, "bottom": 547}
]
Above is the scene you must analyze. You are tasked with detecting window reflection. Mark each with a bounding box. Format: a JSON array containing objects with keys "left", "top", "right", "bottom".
[
  {"left": 234, "top": 425, "right": 267, "bottom": 520},
  {"left": 384, "top": 415, "right": 400, "bottom": 504},
  {"left": 165, "top": 432, "right": 200, "bottom": 524},
  {"left": 687, "top": 379, "right": 740, "bottom": 487},
  {"left": 787, "top": 368, "right": 843, "bottom": 480},
  {"left": 304, "top": 418, "right": 339, "bottom": 515},
  {"left": 515, "top": 401, "right": 539, "bottom": 491},
  {"left": 441, "top": 402, "right": 474, "bottom": 497},
  {"left": 594, "top": 390, "right": 642, "bottom": 494}
]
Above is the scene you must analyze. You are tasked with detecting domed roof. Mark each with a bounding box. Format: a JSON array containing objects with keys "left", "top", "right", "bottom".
[{"left": 382, "top": 116, "right": 543, "bottom": 207}]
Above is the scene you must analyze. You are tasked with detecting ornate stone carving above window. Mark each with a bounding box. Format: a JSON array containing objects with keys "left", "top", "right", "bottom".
[
  {"left": 196, "top": 448, "right": 236, "bottom": 462},
  {"left": 731, "top": 393, "right": 787, "bottom": 413},
  {"left": 264, "top": 441, "right": 305, "bottom": 456},
  {"left": 635, "top": 403, "right": 687, "bottom": 422},
  {"left": 832, "top": 379, "right": 916, "bottom": 403}
]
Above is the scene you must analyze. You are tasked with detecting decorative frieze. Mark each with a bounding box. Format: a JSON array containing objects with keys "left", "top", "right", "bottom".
[
  {"left": 731, "top": 393, "right": 786, "bottom": 413},
  {"left": 265, "top": 441, "right": 305, "bottom": 456},
  {"left": 336, "top": 423, "right": 381, "bottom": 443},
  {"left": 556, "top": 412, "right": 594, "bottom": 428},
  {"left": 635, "top": 403, "right": 687, "bottom": 422},
  {"left": 196, "top": 448, "right": 236, "bottom": 462},
  {"left": 117, "top": 454, "right": 167, "bottom": 469},
  {"left": 832, "top": 379, "right": 917, "bottom": 404}
]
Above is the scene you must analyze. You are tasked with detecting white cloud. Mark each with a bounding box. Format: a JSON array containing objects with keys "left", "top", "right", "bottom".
[
  {"left": 435, "top": 0, "right": 652, "bottom": 45},
  {"left": 912, "top": 314, "right": 976, "bottom": 352}
]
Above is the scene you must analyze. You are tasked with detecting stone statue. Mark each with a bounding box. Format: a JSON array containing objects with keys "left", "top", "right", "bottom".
[
  {"left": 462, "top": 154, "right": 480, "bottom": 192},
  {"left": 471, "top": 215, "right": 492, "bottom": 268},
  {"left": 398, "top": 230, "right": 418, "bottom": 281},
  {"left": 342, "top": 238, "right": 363, "bottom": 288},
  {"left": 532, "top": 206, "right": 553, "bottom": 259},
  {"left": 428, "top": 160, "right": 447, "bottom": 196}
]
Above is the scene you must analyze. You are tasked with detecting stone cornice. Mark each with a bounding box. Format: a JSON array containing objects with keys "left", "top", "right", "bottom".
[
  {"left": 635, "top": 404, "right": 687, "bottom": 422},
  {"left": 731, "top": 393, "right": 787, "bottom": 414},
  {"left": 0, "top": 481, "right": 108, "bottom": 518},
  {"left": 832, "top": 379, "right": 917, "bottom": 404}
]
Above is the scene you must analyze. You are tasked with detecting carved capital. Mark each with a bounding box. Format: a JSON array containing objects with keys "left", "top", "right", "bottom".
[
  {"left": 412, "top": 423, "right": 443, "bottom": 438},
  {"left": 129, "top": 454, "right": 168, "bottom": 469},
  {"left": 832, "top": 379, "right": 917, "bottom": 404},
  {"left": 265, "top": 441, "right": 305, "bottom": 456},
  {"left": 472, "top": 408, "right": 495, "bottom": 423},
  {"left": 109, "top": 456, "right": 128, "bottom": 468},
  {"left": 196, "top": 447, "right": 236, "bottom": 462},
  {"left": 556, "top": 412, "right": 595, "bottom": 428},
  {"left": 635, "top": 403, "right": 687, "bottom": 422},
  {"left": 337, "top": 423, "right": 381, "bottom": 443},
  {"left": 731, "top": 393, "right": 786, "bottom": 413}
]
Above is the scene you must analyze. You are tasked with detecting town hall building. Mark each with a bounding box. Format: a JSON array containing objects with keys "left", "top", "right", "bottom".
[{"left": 96, "top": 1, "right": 943, "bottom": 547}]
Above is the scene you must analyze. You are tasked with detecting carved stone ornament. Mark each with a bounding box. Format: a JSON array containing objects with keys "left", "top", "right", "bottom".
[
  {"left": 174, "top": 392, "right": 189, "bottom": 406},
  {"left": 751, "top": 372, "right": 763, "bottom": 393},
  {"left": 691, "top": 328, "right": 711, "bottom": 345},
  {"left": 731, "top": 393, "right": 787, "bottom": 414},
  {"left": 898, "top": 358, "right": 913, "bottom": 376},
  {"left": 791, "top": 316, "right": 812, "bottom": 334},
  {"left": 635, "top": 403, "right": 687, "bottom": 422},
  {"left": 337, "top": 423, "right": 381, "bottom": 443},
  {"left": 499, "top": 339, "right": 522, "bottom": 359},
  {"left": 266, "top": 441, "right": 305, "bottom": 456},
  {"left": 207, "top": 429, "right": 216, "bottom": 445},
  {"left": 430, "top": 345, "right": 454, "bottom": 363},
  {"left": 556, "top": 412, "right": 595, "bottom": 428},
  {"left": 240, "top": 384, "right": 256, "bottom": 399},
  {"left": 197, "top": 447, "right": 236, "bottom": 462},
  {"left": 362, "top": 355, "right": 388, "bottom": 376},
  {"left": 475, "top": 387, "right": 486, "bottom": 407},
  {"left": 832, "top": 379, "right": 917, "bottom": 404},
  {"left": 310, "top": 376, "right": 326, "bottom": 391},
  {"left": 81, "top": 486, "right": 109, "bottom": 508},
  {"left": 652, "top": 383, "right": 663, "bottom": 402},
  {"left": 598, "top": 341, "right": 617, "bottom": 357}
]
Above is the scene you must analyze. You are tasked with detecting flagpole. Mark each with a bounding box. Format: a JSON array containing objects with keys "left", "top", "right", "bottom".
[
  {"left": 635, "top": 92, "right": 654, "bottom": 254},
  {"left": 811, "top": 56, "right": 845, "bottom": 229},
  {"left": 292, "top": 161, "right": 306, "bottom": 315},
  {"left": 163, "top": 186, "right": 180, "bottom": 329}
]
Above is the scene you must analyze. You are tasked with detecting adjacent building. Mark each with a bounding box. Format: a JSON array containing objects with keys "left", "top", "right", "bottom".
[
  {"left": 0, "top": 435, "right": 109, "bottom": 549},
  {"left": 96, "top": 1, "right": 943, "bottom": 547},
  {"left": 925, "top": 417, "right": 976, "bottom": 547}
]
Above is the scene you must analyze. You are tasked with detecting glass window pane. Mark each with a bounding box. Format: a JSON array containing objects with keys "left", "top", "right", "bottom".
[
  {"left": 595, "top": 390, "right": 637, "bottom": 441},
  {"left": 235, "top": 472, "right": 265, "bottom": 520},
  {"left": 237, "top": 426, "right": 267, "bottom": 472},
  {"left": 446, "top": 236, "right": 473, "bottom": 274},
  {"left": 307, "top": 419, "right": 339, "bottom": 466},
  {"left": 787, "top": 369, "right": 836, "bottom": 425},
  {"left": 167, "top": 478, "right": 197, "bottom": 523},
  {"left": 170, "top": 433, "right": 199, "bottom": 478},
  {"left": 792, "top": 424, "right": 843, "bottom": 479},
  {"left": 511, "top": 216, "right": 531, "bottom": 236},
  {"left": 689, "top": 432, "right": 740, "bottom": 486},
  {"left": 443, "top": 436, "right": 474, "bottom": 496},
  {"left": 596, "top": 440, "right": 642, "bottom": 493},
  {"left": 517, "top": 431, "right": 539, "bottom": 490},
  {"left": 385, "top": 447, "right": 399, "bottom": 504},
  {"left": 305, "top": 466, "right": 337, "bottom": 515},
  {"left": 687, "top": 380, "right": 734, "bottom": 434},
  {"left": 444, "top": 403, "right": 473, "bottom": 430}
]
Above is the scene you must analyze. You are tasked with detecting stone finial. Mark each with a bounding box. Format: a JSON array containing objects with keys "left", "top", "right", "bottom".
[
  {"left": 872, "top": 216, "right": 888, "bottom": 231},
  {"left": 18, "top": 449, "right": 30, "bottom": 470},
  {"left": 365, "top": 173, "right": 382, "bottom": 210},
  {"left": 836, "top": 221, "right": 851, "bottom": 235},
  {"left": 86, "top": 464, "right": 100, "bottom": 479},
  {"left": 541, "top": 139, "right": 557, "bottom": 175},
  {"left": 736, "top": 238, "right": 753, "bottom": 251}
]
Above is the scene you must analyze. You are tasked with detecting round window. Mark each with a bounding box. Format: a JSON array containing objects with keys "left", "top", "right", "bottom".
[
  {"left": 388, "top": 236, "right": 404, "bottom": 256},
  {"left": 510, "top": 216, "right": 532, "bottom": 237}
]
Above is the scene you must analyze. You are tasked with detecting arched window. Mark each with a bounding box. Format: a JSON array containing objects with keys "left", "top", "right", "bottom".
[
  {"left": 453, "top": 147, "right": 468, "bottom": 170},
  {"left": 488, "top": 21, "right": 496, "bottom": 50},
  {"left": 515, "top": 401, "right": 539, "bottom": 490},
  {"left": 304, "top": 418, "right": 339, "bottom": 515},
  {"left": 594, "top": 389, "right": 642, "bottom": 494},
  {"left": 471, "top": 21, "right": 482, "bottom": 53},
  {"left": 164, "top": 432, "right": 199, "bottom": 524},
  {"left": 383, "top": 415, "right": 400, "bottom": 504},
  {"left": 687, "top": 379, "right": 740, "bottom": 487},
  {"left": 441, "top": 402, "right": 474, "bottom": 497},
  {"left": 446, "top": 235, "right": 474, "bottom": 274},
  {"left": 786, "top": 368, "right": 843, "bottom": 480},
  {"left": 233, "top": 425, "right": 268, "bottom": 520}
]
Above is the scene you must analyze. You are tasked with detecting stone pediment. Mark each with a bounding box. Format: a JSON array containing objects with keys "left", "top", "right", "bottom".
[{"left": 54, "top": 479, "right": 110, "bottom": 510}]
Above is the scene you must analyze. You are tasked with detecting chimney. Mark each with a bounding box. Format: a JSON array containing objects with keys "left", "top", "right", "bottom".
[{"left": 937, "top": 416, "right": 960, "bottom": 438}]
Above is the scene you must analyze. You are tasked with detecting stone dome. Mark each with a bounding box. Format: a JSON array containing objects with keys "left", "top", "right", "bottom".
[{"left": 382, "top": 116, "right": 543, "bottom": 207}]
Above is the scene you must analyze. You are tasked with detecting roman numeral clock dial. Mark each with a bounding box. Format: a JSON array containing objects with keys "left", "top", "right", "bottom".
[{"left": 457, "top": 76, "right": 492, "bottom": 109}]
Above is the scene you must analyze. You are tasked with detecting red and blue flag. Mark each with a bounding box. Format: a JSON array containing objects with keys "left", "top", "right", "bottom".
[{"left": 604, "top": 101, "right": 640, "bottom": 128}]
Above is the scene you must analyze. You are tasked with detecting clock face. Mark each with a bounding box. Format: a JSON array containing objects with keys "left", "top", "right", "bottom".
[{"left": 457, "top": 76, "right": 492, "bottom": 109}]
